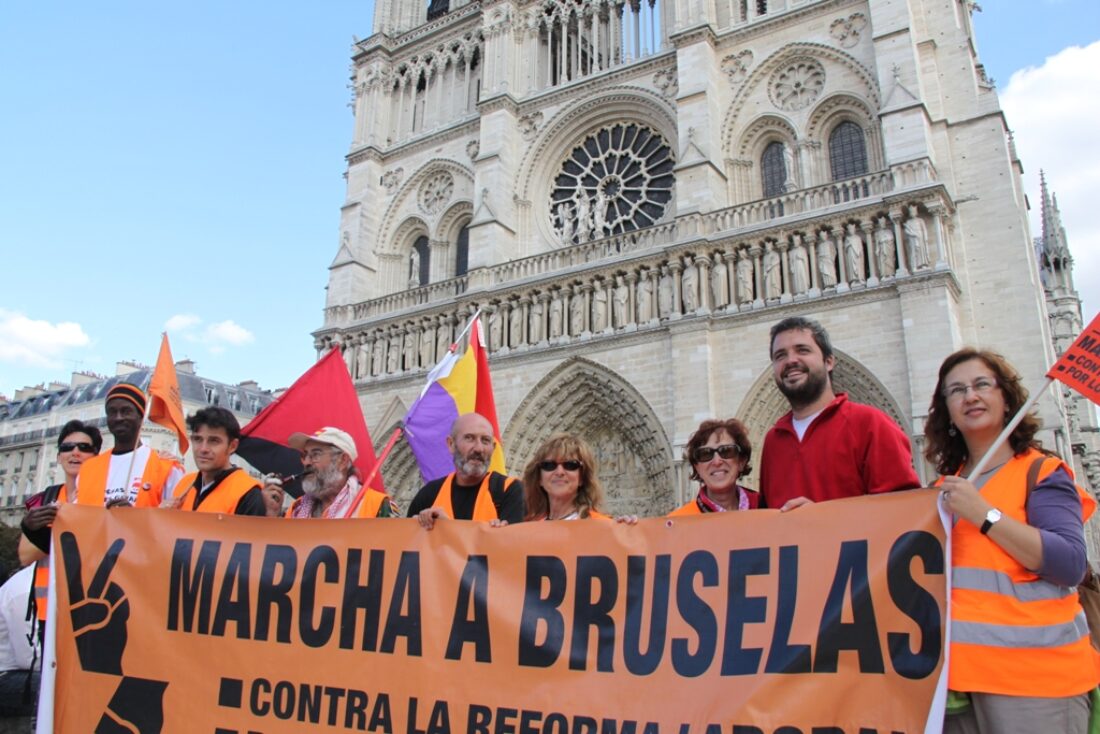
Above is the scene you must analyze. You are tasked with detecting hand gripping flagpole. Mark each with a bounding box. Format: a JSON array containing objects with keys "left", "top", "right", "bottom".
[{"left": 343, "top": 309, "right": 483, "bottom": 518}]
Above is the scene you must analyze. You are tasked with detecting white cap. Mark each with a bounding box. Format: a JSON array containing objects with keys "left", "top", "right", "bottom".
[{"left": 288, "top": 426, "right": 358, "bottom": 461}]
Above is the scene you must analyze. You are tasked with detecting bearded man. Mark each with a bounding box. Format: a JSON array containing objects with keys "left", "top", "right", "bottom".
[
  {"left": 286, "top": 427, "right": 398, "bottom": 518},
  {"left": 759, "top": 316, "right": 920, "bottom": 510},
  {"left": 406, "top": 412, "right": 524, "bottom": 528}
]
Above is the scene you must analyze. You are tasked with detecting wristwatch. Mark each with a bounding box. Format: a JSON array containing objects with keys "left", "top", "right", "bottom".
[{"left": 980, "top": 508, "right": 1003, "bottom": 535}]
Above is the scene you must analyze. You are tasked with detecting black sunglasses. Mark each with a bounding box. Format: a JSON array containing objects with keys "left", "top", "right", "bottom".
[
  {"left": 59, "top": 442, "right": 96, "bottom": 453},
  {"left": 692, "top": 444, "right": 741, "bottom": 463},
  {"left": 539, "top": 460, "right": 582, "bottom": 472}
]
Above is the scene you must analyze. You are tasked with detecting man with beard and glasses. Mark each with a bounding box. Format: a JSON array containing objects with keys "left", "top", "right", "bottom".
[
  {"left": 759, "top": 316, "right": 920, "bottom": 510},
  {"left": 286, "top": 427, "right": 399, "bottom": 519},
  {"left": 407, "top": 412, "right": 524, "bottom": 528}
]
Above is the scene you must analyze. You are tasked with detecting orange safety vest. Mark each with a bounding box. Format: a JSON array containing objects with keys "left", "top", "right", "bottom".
[
  {"left": 432, "top": 472, "right": 515, "bottom": 521},
  {"left": 948, "top": 449, "right": 1100, "bottom": 696},
  {"left": 285, "top": 488, "right": 391, "bottom": 518},
  {"left": 32, "top": 484, "right": 70, "bottom": 622},
  {"left": 75, "top": 449, "right": 178, "bottom": 508},
  {"left": 586, "top": 509, "right": 611, "bottom": 520},
  {"left": 172, "top": 469, "right": 261, "bottom": 514}
]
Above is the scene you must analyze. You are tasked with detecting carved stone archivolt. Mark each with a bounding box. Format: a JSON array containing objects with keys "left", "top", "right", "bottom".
[
  {"left": 769, "top": 58, "right": 826, "bottom": 111},
  {"left": 829, "top": 13, "right": 866, "bottom": 49},
  {"left": 419, "top": 171, "right": 455, "bottom": 214},
  {"left": 503, "top": 357, "right": 675, "bottom": 515}
]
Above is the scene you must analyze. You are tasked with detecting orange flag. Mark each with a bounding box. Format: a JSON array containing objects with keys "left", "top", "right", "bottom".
[
  {"left": 148, "top": 333, "right": 189, "bottom": 453},
  {"left": 1047, "top": 312, "right": 1100, "bottom": 405}
]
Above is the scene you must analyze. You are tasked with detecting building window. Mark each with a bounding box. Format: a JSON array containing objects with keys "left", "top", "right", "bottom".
[
  {"left": 761, "top": 141, "right": 787, "bottom": 198},
  {"left": 426, "top": 0, "right": 449, "bottom": 21},
  {"left": 828, "top": 121, "right": 868, "bottom": 181},
  {"left": 455, "top": 225, "right": 469, "bottom": 277},
  {"left": 756, "top": 0, "right": 767, "bottom": 15}
]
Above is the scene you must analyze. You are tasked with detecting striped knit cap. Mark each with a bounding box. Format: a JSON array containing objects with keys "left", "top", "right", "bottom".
[{"left": 105, "top": 383, "right": 147, "bottom": 414}]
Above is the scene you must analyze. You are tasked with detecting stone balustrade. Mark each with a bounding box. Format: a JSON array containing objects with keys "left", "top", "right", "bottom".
[{"left": 323, "top": 192, "right": 952, "bottom": 381}]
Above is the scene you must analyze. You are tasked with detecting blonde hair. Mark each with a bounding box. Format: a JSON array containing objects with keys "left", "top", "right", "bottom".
[{"left": 521, "top": 433, "right": 604, "bottom": 520}]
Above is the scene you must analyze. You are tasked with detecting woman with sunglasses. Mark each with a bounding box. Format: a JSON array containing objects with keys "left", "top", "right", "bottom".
[
  {"left": 520, "top": 434, "right": 608, "bottom": 521},
  {"left": 926, "top": 348, "right": 1097, "bottom": 733},
  {"left": 670, "top": 418, "right": 759, "bottom": 515},
  {"left": 18, "top": 420, "right": 103, "bottom": 642}
]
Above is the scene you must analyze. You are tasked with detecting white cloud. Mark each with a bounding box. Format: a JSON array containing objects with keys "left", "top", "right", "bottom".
[
  {"left": 165, "top": 313, "right": 201, "bottom": 332},
  {"left": 1000, "top": 40, "right": 1100, "bottom": 321},
  {"left": 0, "top": 309, "right": 91, "bottom": 367},
  {"left": 203, "top": 320, "right": 255, "bottom": 350}
]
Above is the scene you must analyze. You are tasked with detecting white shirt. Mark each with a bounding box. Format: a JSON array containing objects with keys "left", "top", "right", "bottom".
[
  {"left": 0, "top": 565, "right": 35, "bottom": 672},
  {"left": 791, "top": 408, "right": 825, "bottom": 441},
  {"left": 76, "top": 442, "right": 184, "bottom": 505}
]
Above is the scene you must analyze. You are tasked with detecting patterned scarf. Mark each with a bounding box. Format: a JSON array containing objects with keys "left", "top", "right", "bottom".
[
  {"left": 694, "top": 485, "right": 749, "bottom": 513},
  {"left": 291, "top": 475, "right": 360, "bottom": 519}
]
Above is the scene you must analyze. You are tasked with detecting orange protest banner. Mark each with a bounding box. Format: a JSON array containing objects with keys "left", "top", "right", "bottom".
[
  {"left": 45, "top": 490, "right": 947, "bottom": 734},
  {"left": 1048, "top": 311, "right": 1100, "bottom": 404}
]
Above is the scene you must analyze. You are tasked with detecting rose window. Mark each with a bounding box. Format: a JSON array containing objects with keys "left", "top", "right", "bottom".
[
  {"left": 419, "top": 171, "right": 454, "bottom": 214},
  {"left": 549, "top": 123, "right": 675, "bottom": 246},
  {"left": 769, "top": 59, "right": 826, "bottom": 111}
]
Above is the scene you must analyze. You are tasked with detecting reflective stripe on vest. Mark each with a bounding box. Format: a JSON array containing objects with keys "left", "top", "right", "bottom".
[
  {"left": 953, "top": 610, "right": 1090, "bottom": 649},
  {"left": 953, "top": 566, "right": 1077, "bottom": 602},
  {"left": 433, "top": 473, "right": 499, "bottom": 521},
  {"left": 33, "top": 561, "right": 49, "bottom": 622}
]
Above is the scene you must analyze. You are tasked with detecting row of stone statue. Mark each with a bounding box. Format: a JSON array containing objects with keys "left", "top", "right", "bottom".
[{"left": 335, "top": 205, "right": 936, "bottom": 377}]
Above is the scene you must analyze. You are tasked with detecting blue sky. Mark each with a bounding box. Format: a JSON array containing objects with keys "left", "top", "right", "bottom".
[{"left": 1, "top": 2, "right": 1097, "bottom": 398}]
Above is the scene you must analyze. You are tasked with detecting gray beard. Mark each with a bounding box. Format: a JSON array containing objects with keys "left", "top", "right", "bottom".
[{"left": 302, "top": 462, "right": 344, "bottom": 499}]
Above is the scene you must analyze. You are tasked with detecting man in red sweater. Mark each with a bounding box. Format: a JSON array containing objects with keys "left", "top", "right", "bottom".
[{"left": 759, "top": 316, "right": 920, "bottom": 510}]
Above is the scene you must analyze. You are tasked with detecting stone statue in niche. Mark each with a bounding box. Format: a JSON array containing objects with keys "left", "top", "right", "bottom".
[
  {"left": 736, "top": 254, "right": 754, "bottom": 304},
  {"left": 487, "top": 306, "right": 503, "bottom": 350},
  {"left": 555, "top": 200, "right": 576, "bottom": 245},
  {"left": 408, "top": 248, "right": 421, "bottom": 288},
  {"left": 570, "top": 288, "right": 586, "bottom": 334},
  {"left": 789, "top": 235, "right": 810, "bottom": 295},
  {"left": 549, "top": 291, "right": 564, "bottom": 337},
  {"left": 419, "top": 325, "right": 434, "bottom": 366},
  {"left": 874, "top": 216, "right": 896, "bottom": 277},
  {"left": 591, "top": 285, "right": 609, "bottom": 332},
  {"left": 342, "top": 341, "right": 355, "bottom": 377},
  {"left": 844, "top": 223, "right": 865, "bottom": 282},
  {"left": 572, "top": 190, "right": 592, "bottom": 243},
  {"left": 637, "top": 271, "right": 654, "bottom": 322},
  {"left": 904, "top": 205, "right": 930, "bottom": 270},
  {"left": 356, "top": 339, "right": 369, "bottom": 379},
  {"left": 711, "top": 254, "right": 729, "bottom": 308},
  {"left": 613, "top": 276, "right": 629, "bottom": 327},
  {"left": 509, "top": 302, "right": 524, "bottom": 347},
  {"left": 763, "top": 246, "right": 782, "bottom": 300},
  {"left": 403, "top": 328, "right": 417, "bottom": 369},
  {"left": 371, "top": 334, "right": 385, "bottom": 376},
  {"left": 681, "top": 257, "right": 699, "bottom": 312},
  {"left": 657, "top": 265, "right": 673, "bottom": 318},
  {"left": 593, "top": 191, "right": 609, "bottom": 239},
  {"left": 436, "top": 319, "right": 452, "bottom": 357},
  {"left": 386, "top": 331, "right": 402, "bottom": 373},
  {"left": 817, "top": 230, "right": 838, "bottom": 288},
  {"left": 530, "top": 298, "right": 545, "bottom": 342}
]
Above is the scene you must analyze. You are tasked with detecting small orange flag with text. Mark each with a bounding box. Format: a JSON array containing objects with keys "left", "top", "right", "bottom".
[
  {"left": 148, "top": 333, "right": 189, "bottom": 453},
  {"left": 1047, "top": 312, "right": 1100, "bottom": 405}
]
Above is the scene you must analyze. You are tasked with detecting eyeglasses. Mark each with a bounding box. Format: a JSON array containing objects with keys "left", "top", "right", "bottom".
[
  {"left": 59, "top": 442, "right": 95, "bottom": 453},
  {"left": 943, "top": 377, "right": 998, "bottom": 401},
  {"left": 301, "top": 448, "right": 338, "bottom": 462},
  {"left": 539, "top": 460, "right": 582, "bottom": 472},
  {"left": 692, "top": 444, "right": 741, "bottom": 463}
]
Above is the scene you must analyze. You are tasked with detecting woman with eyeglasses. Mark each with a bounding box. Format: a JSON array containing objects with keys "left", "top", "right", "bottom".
[
  {"left": 926, "top": 348, "right": 1097, "bottom": 733},
  {"left": 520, "top": 434, "right": 608, "bottom": 522},
  {"left": 670, "top": 418, "right": 759, "bottom": 516},
  {"left": 18, "top": 420, "right": 103, "bottom": 642}
]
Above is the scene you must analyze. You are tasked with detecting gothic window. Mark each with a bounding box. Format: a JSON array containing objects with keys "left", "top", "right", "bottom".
[
  {"left": 413, "top": 236, "right": 431, "bottom": 285},
  {"left": 828, "top": 121, "right": 868, "bottom": 181},
  {"left": 454, "top": 225, "right": 469, "bottom": 277},
  {"left": 761, "top": 141, "right": 787, "bottom": 198},
  {"left": 549, "top": 123, "right": 674, "bottom": 246},
  {"left": 756, "top": 0, "right": 767, "bottom": 15}
]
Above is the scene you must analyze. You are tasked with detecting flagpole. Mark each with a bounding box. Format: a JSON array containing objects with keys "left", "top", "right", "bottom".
[
  {"left": 452, "top": 308, "right": 482, "bottom": 351},
  {"left": 119, "top": 403, "right": 148, "bottom": 506},
  {"left": 344, "top": 426, "right": 404, "bottom": 518},
  {"left": 964, "top": 377, "right": 1054, "bottom": 480}
]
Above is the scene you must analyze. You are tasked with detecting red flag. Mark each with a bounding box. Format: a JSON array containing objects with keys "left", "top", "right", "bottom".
[
  {"left": 148, "top": 333, "right": 189, "bottom": 453},
  {"left": 470, "top": 317, "right": 507, "bottom": 471},
  {"left": 238, "top": 349, "right": 384, "bottom": 492},
  {"left": 1047, "top": 312, "right": 1100, "bottom": 405}
]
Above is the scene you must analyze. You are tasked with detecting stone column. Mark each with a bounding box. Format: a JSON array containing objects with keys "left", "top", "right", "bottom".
[
  {"left": 777, "top": 239, "right": 792, "bottom": 303},
  {"left": 834, "top": 225, "right": 851, "bottom": 293},
  {"left": 695, "top": 254, "right": 712, "bottom": 313},
  {"left": 669, "top": 258, "right": 684, "bottom": 318},
  {"left": 624, "top": 271, "right": 638, "bottom": 330},
  {"left": 750, "top": 244, "right": 765, "bottom": 308},
  {"left": 889, "top": 207, "right": 909, "bottom": 277},
  {"left": 926, "top": 201, "right": 950, "bottom": 270},
  {"left": 862, "top": 220, "right": 879, "bottom": 287}
]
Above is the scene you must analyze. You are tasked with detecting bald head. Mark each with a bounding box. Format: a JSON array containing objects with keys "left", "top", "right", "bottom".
[{"left": 447, "top": 413, "right": 496, "bottom": 483}]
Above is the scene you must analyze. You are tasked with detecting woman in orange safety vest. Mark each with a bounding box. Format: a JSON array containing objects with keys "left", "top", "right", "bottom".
[
  {"left": 669, "top": 417, "right": 760, "bottom": 516},
  {"left": 926, "top": 348, "right": 1099, "bottom": 733}
]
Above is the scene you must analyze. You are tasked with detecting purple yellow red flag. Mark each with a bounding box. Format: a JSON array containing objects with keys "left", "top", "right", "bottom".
[
  {"left": 1047, "top": 312, "right": 1100, "bottom": 405},
  {"left": 404, "top": 315, "right": 507, "bottom": 482},
  {"left": 147, "top": 333, "right": 189, "bottom": 453}
]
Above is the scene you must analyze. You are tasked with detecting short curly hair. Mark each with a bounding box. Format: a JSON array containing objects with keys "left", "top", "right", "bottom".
[
  {"left": 682, "top": 418, "right": 753, "bottom": 482},
  {"left": 923, "top": 348, "right": 1041, "bottom": 475}
]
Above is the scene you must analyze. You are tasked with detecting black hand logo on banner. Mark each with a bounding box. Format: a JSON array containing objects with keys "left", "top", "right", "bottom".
[
  {"left": 59, "top": 531, "right": 130, "bottom": 675},
  {"left": 94, "top": 676, "right": 168, "bottom": 734}
]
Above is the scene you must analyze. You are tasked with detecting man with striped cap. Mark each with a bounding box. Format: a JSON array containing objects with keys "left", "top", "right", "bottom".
[{"left": 75, "top": 382, "right": 185, "bottom": 508}]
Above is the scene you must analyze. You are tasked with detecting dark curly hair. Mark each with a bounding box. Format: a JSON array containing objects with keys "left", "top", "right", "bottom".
[
  {"left": 923, "top": 348, "right": 1041, "bottom": 475},
  {"left": 683, "top": 418, "right": 753, "bottom": 482},
  {"left": 522, "top": 433, "right": 604, "bottom": 520}
]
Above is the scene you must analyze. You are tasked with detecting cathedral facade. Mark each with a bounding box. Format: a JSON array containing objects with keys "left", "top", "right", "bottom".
[{"left": 314, "top": 0, "right": 1098, "bottom": 529}]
